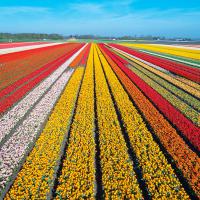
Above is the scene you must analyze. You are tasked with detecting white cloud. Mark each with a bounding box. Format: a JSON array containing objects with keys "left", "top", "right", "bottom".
[{"left": 69, "top": 3, "right": 103, "bottom": 13}]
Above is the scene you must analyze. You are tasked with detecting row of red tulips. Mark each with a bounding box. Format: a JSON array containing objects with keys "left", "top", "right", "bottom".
[
  {"left": 0, "top": 45, "right": 82, "bottom": 100},
  {"left": 100, "top": 44, "right": 200, "bottom": 151},
  {"left": 109, "top": 44, "right": 200, "bottom": 83},
  {"left": 0, "top": 43, "right": 81, "bottom": 91},
  {"left": 110, "top": 43, "right": 200, "bottom": 75},
  {"left": 0, "top": 44, "right": 84, "bottom": 113}
]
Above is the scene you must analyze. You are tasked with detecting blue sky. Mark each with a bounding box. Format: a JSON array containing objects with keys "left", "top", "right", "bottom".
[{"left": 0, "top": 0, "right": 200, "bottom": 38}]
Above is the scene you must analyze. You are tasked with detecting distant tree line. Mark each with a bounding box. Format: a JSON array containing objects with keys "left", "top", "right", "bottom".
[
  {"left": 0, "top": 33, "right": 64, "bottom": 40},
  {"left": 66, "top": 34, "right": 192, "bottom": 41},
  {"left": 71, "top": 35, "right": 165, "bottom": 40},
  {"left": 0, "top": 33, "right": 192, "bottom": 41}
]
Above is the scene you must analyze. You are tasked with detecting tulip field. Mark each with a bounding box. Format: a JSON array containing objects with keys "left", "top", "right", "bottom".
[{"left": 0, "top": 42, "right": 199, "bottom": 199}]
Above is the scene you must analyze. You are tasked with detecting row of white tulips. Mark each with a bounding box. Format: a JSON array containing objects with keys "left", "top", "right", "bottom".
[{"left": 0, "top": 70, "right": 73, "bottom": 192}]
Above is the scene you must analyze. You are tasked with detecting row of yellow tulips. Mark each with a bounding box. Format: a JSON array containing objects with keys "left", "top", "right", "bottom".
[
  {"left": 5, "top": 68, "right": 84, "bottom": 199},
  {"left": 123, "top": 44, "right": 200, "bottom": 61},
  {"left": 175, "top": 76, "right": 200, "bottom": 90},
  {"left": 55, "top": 45, "right": 96, "bottom": 199},
  {"left": 94, "top": 45, "right": 143, "bottom": 199},
  {"left": 96, "top": 45, "right": 189, "bottom": 199}
]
